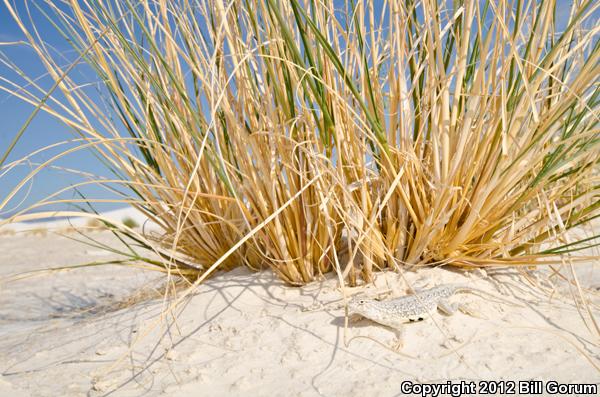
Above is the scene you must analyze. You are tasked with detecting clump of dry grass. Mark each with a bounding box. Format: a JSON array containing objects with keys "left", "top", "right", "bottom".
[
  {"left": 373, "top": 0, "right": 600, "bottom": 271},
  {"left": 0, "top": 0, "right": 598, "bottom": 287},
  {"left": 86, "top": 218, "right": 106, "bottom": 231},
  {"left": 121, "top": 216, "right": 138, "bottom": 229}
]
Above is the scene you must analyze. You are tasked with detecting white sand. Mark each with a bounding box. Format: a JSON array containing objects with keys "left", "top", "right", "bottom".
[
  {"left": 0, "top": 207, "right": 154, "bottom": 234},
  {"left": 0, "top": 215, "right": 599, "bottom": 396}
]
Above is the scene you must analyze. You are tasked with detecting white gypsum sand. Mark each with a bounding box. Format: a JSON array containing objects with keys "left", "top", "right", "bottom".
[
  {"left": 0, "top": 225, "right": 599, "bottom": 396},
  {"left": 0, "top": 207, "right": 156, "bottom": 235}
]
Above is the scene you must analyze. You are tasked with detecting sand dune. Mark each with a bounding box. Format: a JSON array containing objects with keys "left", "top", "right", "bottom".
[
  {"left": 1, "top": 229, "right": 599, "bottom": 396},
  {"left": 0, "top": 207, "right": 157, "bottom": 235}
]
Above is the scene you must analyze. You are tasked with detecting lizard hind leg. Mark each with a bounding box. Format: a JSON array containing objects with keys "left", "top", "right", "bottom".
[
  {"left": 437, "top": 300, "right": 460, "bottom": 316},
  {"left": 438, "top": 300, "right": 485, "bottom": 319}
]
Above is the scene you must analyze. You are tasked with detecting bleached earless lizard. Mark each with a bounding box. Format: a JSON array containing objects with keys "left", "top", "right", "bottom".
[{"left": 347, "top": 284, "right": 518, "bottom": 350}]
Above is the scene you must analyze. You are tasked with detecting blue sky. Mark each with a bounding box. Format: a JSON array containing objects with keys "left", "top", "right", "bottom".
[{"left": 0, "top": 1, "right": 119, "bottom": 218}]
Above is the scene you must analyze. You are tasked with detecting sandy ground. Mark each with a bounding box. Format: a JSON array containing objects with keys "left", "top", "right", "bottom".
[{"left": 0, "top": 214, "right": 599, "bottom": 396}]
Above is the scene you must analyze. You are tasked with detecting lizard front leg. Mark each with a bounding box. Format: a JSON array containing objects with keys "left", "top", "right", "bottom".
[
  {"left": 391, "top": 327, "right": 404, "bottom": 351},
  {"left": 382, "top": 319, "right": 406, "bottom": 351}
]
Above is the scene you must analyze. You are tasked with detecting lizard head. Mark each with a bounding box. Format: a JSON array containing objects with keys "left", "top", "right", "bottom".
[{"left": 347, "top": 296, "right": 375, "bottom": 316}]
